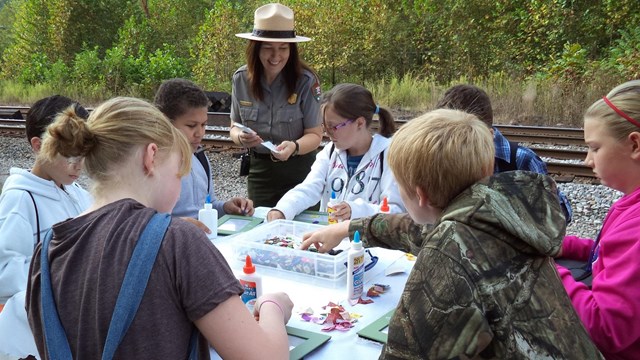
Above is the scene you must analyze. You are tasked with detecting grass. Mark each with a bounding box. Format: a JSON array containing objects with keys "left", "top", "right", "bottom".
[
  {"left": 0, "top": 81, "right": 58, "bottom": 105},
  {"left": 0, "top": 74, "right": 624, "bottom": 128},
  {"left": 368, "top": 73, "right": 622, "bottom": 128}
]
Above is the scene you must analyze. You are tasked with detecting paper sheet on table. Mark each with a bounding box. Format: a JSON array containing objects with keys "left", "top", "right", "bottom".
[{"left": 261, "top": 141, "right": 281, "bottom": 153}]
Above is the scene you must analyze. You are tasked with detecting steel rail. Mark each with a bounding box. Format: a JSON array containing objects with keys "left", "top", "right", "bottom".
[{"left": 0, "top": 111, "right": 594, "bottom": 178}]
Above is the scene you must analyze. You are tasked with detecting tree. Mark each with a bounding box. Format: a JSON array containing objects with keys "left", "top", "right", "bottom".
[{"left": 191, "top": 0, "right": 252, "bottom": 91}]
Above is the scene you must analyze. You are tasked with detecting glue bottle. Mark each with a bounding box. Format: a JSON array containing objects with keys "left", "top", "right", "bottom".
[
  {"left": 347, "top": 231, "right": 365, "bottom": 301},
  {"left": 327, "top": 191, "right": 338, "bottom": 225},
  {"left": 379, "top": 196, "right": 390, "bottom": 214},
  {"left": 239, "top": 255, "right": 262, "bottom": 312},
  {"left": 198, "top": 194, "right": 218, "bottom": 240}
]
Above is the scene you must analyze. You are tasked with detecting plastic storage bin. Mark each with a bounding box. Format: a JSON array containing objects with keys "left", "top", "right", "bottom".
[{"left": 230, "top": 220, "right": 349, "bottom": 284}]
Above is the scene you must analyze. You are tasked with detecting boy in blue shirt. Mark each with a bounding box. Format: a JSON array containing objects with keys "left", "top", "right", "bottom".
[{"left": 436, "top": 84, "right": 573, "bottom": 222}]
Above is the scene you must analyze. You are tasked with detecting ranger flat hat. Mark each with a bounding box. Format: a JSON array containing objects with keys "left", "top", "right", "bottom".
[{"left": 235, "top": 3, "right": 311, "bottom": 43}]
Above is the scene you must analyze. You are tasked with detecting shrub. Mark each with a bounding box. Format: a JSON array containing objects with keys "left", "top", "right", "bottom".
[
  {"left": 17, "top": 53, "right": 50, "bottom": 85},
  {"left": 141, "top": 45, "right": 190, "bottom": 98},
  {"left": 72, "top": 47, "right": 103, "bottom": 87}
]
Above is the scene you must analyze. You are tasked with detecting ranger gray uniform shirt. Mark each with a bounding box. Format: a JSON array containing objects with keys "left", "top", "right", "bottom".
[{"left": 230, "top": 65, "right": 321, "bottom": 154}]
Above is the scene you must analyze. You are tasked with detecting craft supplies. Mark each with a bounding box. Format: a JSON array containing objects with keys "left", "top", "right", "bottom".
[
  {"left": 379, "top": 196, "right": 390, "bottom": 214},
  {"left": 198, "top": 194, "right": 217, "bottom": 240},
  {"left": 232, "top": 220, "right": 349, "bottom": 284},
  {"left": 239, "top": 255, "right": 262, "bottom": 312},
  {"left": 347, "top": 231, "right": 365, "bottom": 301},
  {"left": 327, "top": 191, "right": 338, "bottom": 225}
]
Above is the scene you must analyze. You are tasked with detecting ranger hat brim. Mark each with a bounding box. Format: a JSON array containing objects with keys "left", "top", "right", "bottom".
[{"left": 235, "top": 3, "right": 311, "bottom": 43}]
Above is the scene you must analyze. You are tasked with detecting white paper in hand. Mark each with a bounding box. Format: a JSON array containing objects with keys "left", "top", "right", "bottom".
[
  {"left": 261, "top": 141, "right": 281, "bottom": 153},
  {"left": 233, "top": 122, "right": 256, "bottom": 134}
]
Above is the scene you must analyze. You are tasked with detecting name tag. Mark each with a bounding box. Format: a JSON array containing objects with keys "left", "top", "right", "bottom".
[{"left": 240, "top": 100, "right": 253, "bottom": 107}]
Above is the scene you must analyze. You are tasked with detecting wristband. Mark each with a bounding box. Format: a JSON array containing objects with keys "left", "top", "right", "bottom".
[
  {"left": 292, "top": 140, "right": 300, "bottom": 156},
  {"left": 258, "top": 299, "right": 284, "bottom": 317}
]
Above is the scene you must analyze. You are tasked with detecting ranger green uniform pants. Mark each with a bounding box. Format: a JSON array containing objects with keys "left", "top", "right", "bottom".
[{"left": 248, "top": 151, "right": 318, "bottom": 208}]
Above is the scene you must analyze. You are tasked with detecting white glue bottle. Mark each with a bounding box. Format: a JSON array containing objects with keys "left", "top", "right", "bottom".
[
  {"left": 379, "top": 196, "right": 390, "bottom": 214},
  {"left": 327, "top": 191, "right": 338, "bottom": 225},
  {"left": 198, "top": 194, "right": 218, "bottom": 240},
  {"left": 347, "top": 231, "right": 365, "bottom": 301},
  {"left": 239, "top": 255, "right": 262, "bottom": 312}
]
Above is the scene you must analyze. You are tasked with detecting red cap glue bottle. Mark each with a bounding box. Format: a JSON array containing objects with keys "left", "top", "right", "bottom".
[
  {"left": 198, "top": 194, "right": 217, "bottom": 240},
  {"left": 328, "top": 191, "right": 338, "bottom": 225},
  {"left": 239, "top": 255, "right": 262, "bottom": 312},
  {"left": 379, "top": 196, "right": 390, "bottom": 214},
  {"left": 347, "top": 231, "right": 365, "bottom": 302}
]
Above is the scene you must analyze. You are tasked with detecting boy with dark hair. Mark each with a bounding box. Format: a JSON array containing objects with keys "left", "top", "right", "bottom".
[
  {"left": 301, "top": 109, "right": 602, "bottom": 359},
  {"left": 25, "top": 95, "right": 89, "bottom": 144},
  {"left": 0, "top": 95, "right": 92, "bottom": 358},
  {"left": 154, "top": 78, "right": 254, "bottom": 220},
  {"left": 436, "top": 84, "right": 573, "bottom": 222},
  {"left": 1, "top": 95, "right": 92, "bottom": 304}
]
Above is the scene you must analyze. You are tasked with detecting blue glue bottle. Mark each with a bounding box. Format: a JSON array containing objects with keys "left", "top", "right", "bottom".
[
  {"left": 327, "top": 191, "right": 338, "bottom": 225},
  {"left": 198, "top": 194, "right": 217, "bottom": 240},
  {"left": 347, "top": 231, "right": 365, "bottom": 301},
  {"left": 239, "top": 255, "right": 262, "bottom": 312}
]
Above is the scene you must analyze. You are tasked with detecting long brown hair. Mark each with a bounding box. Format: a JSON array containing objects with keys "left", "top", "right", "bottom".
[
  {"left": 245, "top": 40, "right": 317, "bottom": 101},
  {"left": 321, "top": 83, "right": 396, "bottom": 137}
]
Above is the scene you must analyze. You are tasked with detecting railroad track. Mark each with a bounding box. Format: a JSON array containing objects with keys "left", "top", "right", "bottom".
[{"left": 0, "top": 109, "right": 592, "bottom": 179}]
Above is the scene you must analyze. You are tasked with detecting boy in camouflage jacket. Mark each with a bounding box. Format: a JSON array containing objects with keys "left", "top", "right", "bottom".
[{"left": 301, "top": 109, "right": 602, "bottom": 359}]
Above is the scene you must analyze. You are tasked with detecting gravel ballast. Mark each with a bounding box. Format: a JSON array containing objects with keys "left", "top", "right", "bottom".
[{"left": 0, "top": 136, "right": 619, "bottom": 240}]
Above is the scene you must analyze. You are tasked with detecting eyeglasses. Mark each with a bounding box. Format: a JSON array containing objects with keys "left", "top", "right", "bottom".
[
  {"left": 322, "top": 118, "right": 355, "bottom": 133},
  {"left": 65, "top": 156, "right": 84, "bottom": 165}
]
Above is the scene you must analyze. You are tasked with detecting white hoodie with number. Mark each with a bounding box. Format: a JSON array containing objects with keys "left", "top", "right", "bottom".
[{"left": 274, "top": 134, "right": 405, "bottom": 219}]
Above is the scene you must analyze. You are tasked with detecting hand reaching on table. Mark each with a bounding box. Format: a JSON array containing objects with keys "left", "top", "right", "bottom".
[
  {"left": 300, "top": 221, "right": 350, "bottom": 253},
  {"left": 223, "top": 197, "right": 255, "bottom": 216},
  {"left": 329, "top": 201, "right": 351, "bottom": 221}
]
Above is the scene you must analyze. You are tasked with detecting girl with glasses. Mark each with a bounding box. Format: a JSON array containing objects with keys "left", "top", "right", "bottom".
[{"left": 267, "top": 83, "right": 405, "bottom": 222}]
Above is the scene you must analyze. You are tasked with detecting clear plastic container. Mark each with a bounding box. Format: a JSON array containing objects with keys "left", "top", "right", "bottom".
[{"left": 230, "top": 220, "right": 350, "bottom": 285}]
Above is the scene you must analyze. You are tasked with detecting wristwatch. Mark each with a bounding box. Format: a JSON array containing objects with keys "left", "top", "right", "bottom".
[{"left": 292, "top": 141, "right": 300, "bottom": 156}]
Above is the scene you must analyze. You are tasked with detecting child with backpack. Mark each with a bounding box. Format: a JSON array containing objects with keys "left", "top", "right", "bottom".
[
  {"left": 301, "top": 109, "right": 602, "bottom": 359},
  {"left": 26, "top": 97, "right": 293, "bottom": 359},
  {"left": 0, "top": 96, "right": 93, "bottom": 359},
  {"left": 154, "top": 78, "right": 254, "bottom": 220},
  {"left": 436, "top": 84, "right": 574, "bottom": 223}
]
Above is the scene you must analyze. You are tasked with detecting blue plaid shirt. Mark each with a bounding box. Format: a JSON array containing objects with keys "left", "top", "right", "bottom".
[{"left": 493, "top": 128, "right": 573, "bottom": 222}]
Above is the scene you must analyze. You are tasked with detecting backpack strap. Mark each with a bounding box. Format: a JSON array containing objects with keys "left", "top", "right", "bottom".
[
  {"left": 40, "top": 212, "right": 184, "bottom": 360},
  {"left": 26, "top": 190, "right": 40, "bottom": 245},
  {"left": 508, "top": 141, "right": 518, "bottom": 169},
  {"left": 495, "top": 141, "right": 519, "bottom": 172},
  {"left": 195, "top": 149, "right": 211, "bottom": 193},
  {"left": 101, "top": 213, "right": 171, "bottom": 359},
  {"left": 40, "top": 229, "right": 72, "bottom": 359},
  {"left": 323, "top": 144, "right": 337, "bottom": 197}
]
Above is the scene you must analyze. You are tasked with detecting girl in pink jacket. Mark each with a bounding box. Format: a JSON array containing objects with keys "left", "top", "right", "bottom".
[{"left": 557, "top": 80, "right": 640, "bottom": 359}]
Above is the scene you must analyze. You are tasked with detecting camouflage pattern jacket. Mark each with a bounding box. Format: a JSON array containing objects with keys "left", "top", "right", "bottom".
[{"left": 350, "top": 171, "right": 602, "bottom": 359}]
